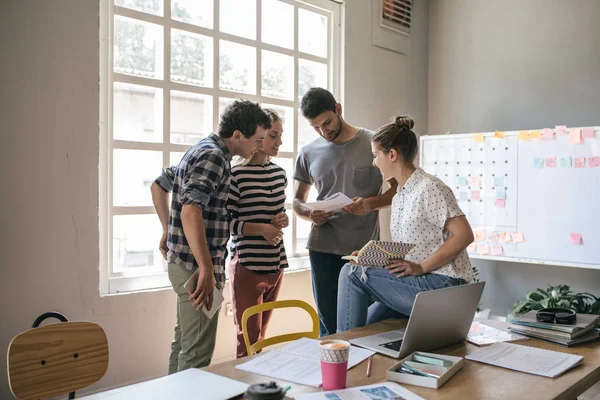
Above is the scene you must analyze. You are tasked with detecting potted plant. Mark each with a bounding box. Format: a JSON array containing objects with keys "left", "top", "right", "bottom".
[{"left": 508, "top": 284, "right": 600, "bottom": 326}]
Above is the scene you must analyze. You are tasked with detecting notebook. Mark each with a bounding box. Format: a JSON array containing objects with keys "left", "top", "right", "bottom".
[{"left": 341, "top": 240, "right": 415, "bottom": 267}]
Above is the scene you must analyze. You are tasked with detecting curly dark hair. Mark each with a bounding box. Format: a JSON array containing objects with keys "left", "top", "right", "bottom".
[
  {"left": 300, "top": 87, "right": 337, "bottom": 119},
  {"left": 218, "top": 99, "right": 272, "bottom": 139}
]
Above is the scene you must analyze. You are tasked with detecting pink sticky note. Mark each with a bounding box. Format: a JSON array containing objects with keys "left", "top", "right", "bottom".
[
  {"left": 488, "top": 232, "right": 499, "bottom": 243},
  {"left": 582, "top": 127, "right": 595, "bottom": 138},
  {"left": 542, "top": 128, "right": 554, "bottom": 140},
  {"left": 479, "top": 244, "right": 490, "bottom": 255},
  {"left": 555, "top": 125, "right": 567, "bottom": 135},
  {"left": 588, "top": 157, "right": 600, "bottom": 168},
  {"left": 469, "top": 176, "right": 481, "bottom": 187},
  {"left": 467, "top": 244, "right": 477, "bottom": 253},
  {"left": 512, "top": 232, "right": 525, "bottom": 243},
  {"left": 574, "top": 157, "right": 586, "bottom": 168},
  {"left": 492, "top": 244, "right": 504, "bottom": 256},
  {"left": 544, "top": 157, "right": 556, "bottom": 168},
  {"left": 569, "top": 128, "right": 582, "bottom": 144},
  {"left": 500, "top": 232, "right": 512, "bottom": 243},
  {"left": 570, "top": 232, "right": 582, "bottom": 245},
  {"left": 471, "top": 190, "right": 481, "bottom": 201},
  {"left": 474, "top": 231, "right": 486, "bottom": 242},
  {"left": 494, "top": 199, "right": 506, "bottom": 208}
]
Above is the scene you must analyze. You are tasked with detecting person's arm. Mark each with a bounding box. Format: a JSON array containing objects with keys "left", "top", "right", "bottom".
[
  {"left": 181, "top": 205, "right": 215, "bottom": 311},
  {"left": 151, "top": 166, "right": 176, "bottom": 259},
  {"left": 292, "top": 180, "right": 332, "bottom": 226},
  {"left": 343, "top": 179, "right": 398, "bottom": 216}
]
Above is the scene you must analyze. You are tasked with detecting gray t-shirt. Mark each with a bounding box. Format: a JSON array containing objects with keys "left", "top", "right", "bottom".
[{"left": 293, "top": 129, "right": 383, "bottom": 255}]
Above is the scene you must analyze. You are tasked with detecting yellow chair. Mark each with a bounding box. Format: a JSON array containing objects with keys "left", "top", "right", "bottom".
[
  {"left": 7, "top": 312, "right": 109, "bottom": 400},
  {"left": 241, "top": 299, "right": 320, "bottom": 356}
]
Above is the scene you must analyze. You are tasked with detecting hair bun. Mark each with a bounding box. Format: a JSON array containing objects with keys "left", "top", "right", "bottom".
[{"left": 394, "top": 115, "right": 414, "bottom": 130}]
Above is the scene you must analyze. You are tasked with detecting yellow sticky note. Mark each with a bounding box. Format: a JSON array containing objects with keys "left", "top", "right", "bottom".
[
  {"left": 474, "top": 134, "right": 485, "bottom": 143},
  {"left": 518, "top": 130, "right": 530, "bottom": 141},
  {"left": 494, "top": 131, "right": 505, "bottom": 139},
  {"left": 500, "top": 232, "right": 512, "bottom": 242},
  {"left": 529, "top": 130, "right": 542, "bottom": 140}
]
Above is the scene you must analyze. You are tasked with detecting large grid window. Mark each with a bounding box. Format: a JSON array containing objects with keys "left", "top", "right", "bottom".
[{"left": 100, "top": 0, "right": 342, "bottom": 294}]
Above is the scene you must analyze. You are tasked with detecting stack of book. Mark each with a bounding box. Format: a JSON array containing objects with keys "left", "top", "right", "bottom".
[{"left": 509, "top": 311, "right": 599, "bottom": 347}]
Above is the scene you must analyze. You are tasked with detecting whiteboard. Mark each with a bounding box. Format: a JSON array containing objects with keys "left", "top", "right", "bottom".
[{"left": 420, "top": 127, "right": 600, "bottom": 270}]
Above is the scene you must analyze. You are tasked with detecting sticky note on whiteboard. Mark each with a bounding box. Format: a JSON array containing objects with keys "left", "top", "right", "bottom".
[
  {"left": 533, "top": 158, "right": 544, "bottom": 168},
  {"left": 518, "top": 130, "right": 530, "bottom": 141},
  {"left": 479, "top": 244, "right": 490, "bottom": 255},
  {"left": 570, "top": 233, "right": 582, "bottom": 245},
  {"left": 545, "top": 157, "right": 556, "bottom": 168},
  {"left": 582, "top": 127, "right": 595, "bottom": 138},
  {"left": 494, "top": 131, "right": 505, "bottom": 139},
  {"left": 555, "top": 125, "right": 568, "bottom": 135},
  {"left": 491, "top": 244, "right": 504, "bottom": 256},
  {"left": 474, "top": 134, "right": 485, "bottom": 143},
  {"left": 542, "top": 128, "right": 554, "bottom": 140},
  {"left": 467, "top": 244, "right": 477, "bottom": 253},
  {"left": 569, "top": 128, "right": 582, "bottom": 144},
  {"left": 574, "top": 157, "right": 586, "bottom": 168},
  {"left": 474, "top": 231, "right": 486, "bottom": 242},
  {"left": 512, "top": 232, "right": 525, "bottom": 243},
  {"left": 530, "top": 130, "right": 542, "bottom": 139},
  {"left": 494, "top": 199, "right": 506, "bottom": 208}
]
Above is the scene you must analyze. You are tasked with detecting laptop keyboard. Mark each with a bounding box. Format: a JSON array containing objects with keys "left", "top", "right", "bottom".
[{"left": 379, "top": 339, "right": 403, "bottom": 352}]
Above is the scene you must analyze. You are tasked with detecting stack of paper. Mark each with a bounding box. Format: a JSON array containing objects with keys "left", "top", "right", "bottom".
[
  {"left": 466, "top": 342, "right": 584, "bottom": 378},
  {"left": 235, "top": 337, "right": 374, "bottom": 387},
  {"left": 509, "top": 312, "right": 599, "bottom": 346}
]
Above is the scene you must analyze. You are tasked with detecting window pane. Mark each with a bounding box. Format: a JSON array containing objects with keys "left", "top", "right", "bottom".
[
  {"left": 272, "top": 156, "right": 293, "bottom": 202},
  {"left": 219, "top": 41, "right": 256, "bottom": 94},
  {"left": 171, "top": 91, "right": 212, "bottom": 145},
  {"left": 296, "top": 216, "right": 311, "bottom": 255},
  {"left": 297, "top": 108, "right": 319, "bottom": 149},
  {"left": 113, "top": 214, "right": 165, "bottom": 273},
  {"left": 113, "top": 149, "right": 162, "bottom": 206},
  {"left": 172, "top": 0, "right": 213, "bottom": 29},
  {"left": 115, "top": 0, "right": 163, "bottom": 16},
  {"left": 170, "top": 152, "right": 187, "bottom": 167},
  {"left": 262, "top": 103, "right": 293, "bottom": 153},
  {"left": 282, "top": 211, "right": 293, "bottom": 255},
  {"left": 114, "top": 16, "right": 163, "bottom": 79},
  {"left": 298, "top": 59, "right": 327, "bottom": 102},
  {"left": 113, "top": 82, "right": 163, "bottom": 143},
  {"left": 220, "top": 0, "right": 256, "bottom": 40},
  {"left": 298, "top": 8, "right": 327, "bottom": 58},
  {"left": 218, "top": 97, "right": 235, "bottom": 119},
  {"left": 261, "top": 50, "right": 294, "bottom": 101},
  {"left": 171, "top": 30, "right": 213, "bottom": 87},
  {"left": 261, "top": 0, "right": 293, "bottom": 49}
]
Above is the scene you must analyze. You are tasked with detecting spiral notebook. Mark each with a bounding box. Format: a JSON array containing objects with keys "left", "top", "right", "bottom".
[{"left": 341, "top": 240, "right": 415, "bottom": 267}]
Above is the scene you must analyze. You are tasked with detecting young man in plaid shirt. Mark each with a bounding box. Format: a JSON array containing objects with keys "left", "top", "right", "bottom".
[{"left": 151, "top": 99, "right": 270, "bottom": 373}]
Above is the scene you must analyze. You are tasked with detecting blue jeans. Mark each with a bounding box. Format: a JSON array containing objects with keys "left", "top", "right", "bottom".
[
  {"left": 309, "top": 250, "right": 346, "bottom": 337},
  {"left": 337, "top": 264, "right": 466, "bottom": 332}
]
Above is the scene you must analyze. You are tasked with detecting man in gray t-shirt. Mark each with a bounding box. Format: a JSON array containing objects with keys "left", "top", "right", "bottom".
[{"left": 293, "top": 88, "right": 397, "bottom": 336}]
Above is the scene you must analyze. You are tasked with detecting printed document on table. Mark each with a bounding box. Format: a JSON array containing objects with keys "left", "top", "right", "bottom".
[
  {"left": 235, "top": 337, "right": 374, "bottom": 387},
  {"left": 294, "top": 382, "right": 425, "bottom": 400},
  {"left": 466, "top": 342, "right": 584, "bottom": 378},
  {"left": 302, "top": 192, "right": 353, "bottom": 213}
]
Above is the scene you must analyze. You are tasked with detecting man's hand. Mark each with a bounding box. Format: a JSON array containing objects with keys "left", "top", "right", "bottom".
[
  {"left": 159, "top": 231, "right": 168, "bottom": 260},
  {"left": 385, "top": 260, "right": 425, "bottom": 278},
  {"left": 271, "top": 212, "right": 289, "bottom": 229},
  {"left": 191, "top": 266, "right": 215, "bottom": 311},
  {"left": 262, "top": 224, "right": 283, "bottom": 245},
  {"left": 309, "top": 210, "right": 333, "bottom": 226},
  {"left": 342, "top": 197, "right": 372, "bottom": 216}
]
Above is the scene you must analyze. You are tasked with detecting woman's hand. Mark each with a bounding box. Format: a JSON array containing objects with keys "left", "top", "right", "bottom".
[
  {"left": 385, "top": 259, "right": 425, "bottom": 278},
  {"left": 262, "top": 224, "right": 283, "bottom": 245},
  {"left": 271, "top": 212, "right": 289, "bottom": 229}
]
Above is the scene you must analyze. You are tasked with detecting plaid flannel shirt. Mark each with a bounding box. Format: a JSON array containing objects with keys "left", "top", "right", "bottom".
[{"left": 154, "top": 134, "right": 232, "bottom": 289}]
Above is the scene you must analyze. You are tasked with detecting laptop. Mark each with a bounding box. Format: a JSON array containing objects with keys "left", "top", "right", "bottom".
[{"left": 350, "top": 281, "right": 485, "bottom": 358}]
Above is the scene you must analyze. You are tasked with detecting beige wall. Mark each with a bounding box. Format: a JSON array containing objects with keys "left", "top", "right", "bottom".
[
  {"left": 0, "top": 0, "right": 429, "bottom": 397},
  {"left": 428, "top": 0, "right": 600, "bottom": 315}
]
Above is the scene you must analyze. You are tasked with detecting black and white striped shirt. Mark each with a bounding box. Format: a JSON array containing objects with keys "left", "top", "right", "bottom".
[{"left": 227, "top": 162, "right": 288, "bottom": 271}]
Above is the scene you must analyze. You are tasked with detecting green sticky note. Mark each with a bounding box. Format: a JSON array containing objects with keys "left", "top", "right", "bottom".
[
  {"left": 533, "top": 158, "right": 544, "bottom": 168},
  {"left": 413, "top": 354, "right": 453, "bottom": 367},
  {"left": 496, "top": 187, "right": 506, "bottom": 199},
  {"left": 494, "top": 177, "right": 504, "bottom": 187},
  {"left": 457, "top": 176, "right": 468, "bottom": 186},
  {"left": 459, "top": 191, "right": 469, "bottom": 202},
  {"left": 559, "top": 156, "right": 572, "bottom": 168}
]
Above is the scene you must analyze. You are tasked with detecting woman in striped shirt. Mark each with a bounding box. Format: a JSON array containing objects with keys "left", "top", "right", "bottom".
[{"left": 227, "top": 109, "right": 289, "bottom": 358}]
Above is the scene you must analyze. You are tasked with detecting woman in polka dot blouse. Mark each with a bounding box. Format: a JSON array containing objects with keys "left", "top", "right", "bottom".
[{"left": 337, "top": 116, "right": 476, "bottom": 331}]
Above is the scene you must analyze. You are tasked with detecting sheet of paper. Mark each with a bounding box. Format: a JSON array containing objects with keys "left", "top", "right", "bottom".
[
  {"left": 570, "top": 232, "right": 582, "bottom": 245},
  {"left": 582, "top": 127, "right": 595, "bottom": 138},
  {"left": 302, "top": 193, "right": 353, "bottom": 213},
  {"left": 467, "top": 321, "right": 528, "bottom": 346},
  {"left": 294, "top": 382, "right": 425, "bottom": 400},
  {"left": 569, "top": 128, "right": 582, "bottom": 144},
  {"left": 542, "top": 128, "right": 554, "bottom": 140},
  {"left": 235, "top": 338, "right": 374, "bottom": 388},
  {"left": 466, "top": 342, "right": 584, "bottom": 378}
]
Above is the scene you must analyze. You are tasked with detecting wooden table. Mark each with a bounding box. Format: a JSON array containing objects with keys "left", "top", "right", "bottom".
[{"left": 204, "top": 319, "right": 600, "bottom": 400}]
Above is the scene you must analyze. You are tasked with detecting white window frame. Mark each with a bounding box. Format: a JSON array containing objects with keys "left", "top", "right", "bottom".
[{"left": 100, "top": 0, "right": 342, "bottom": 294}]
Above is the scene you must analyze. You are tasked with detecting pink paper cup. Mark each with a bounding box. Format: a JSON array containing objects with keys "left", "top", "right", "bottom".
[{"left": 319, "top": 339, "right": 350, "bottom": 390}]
